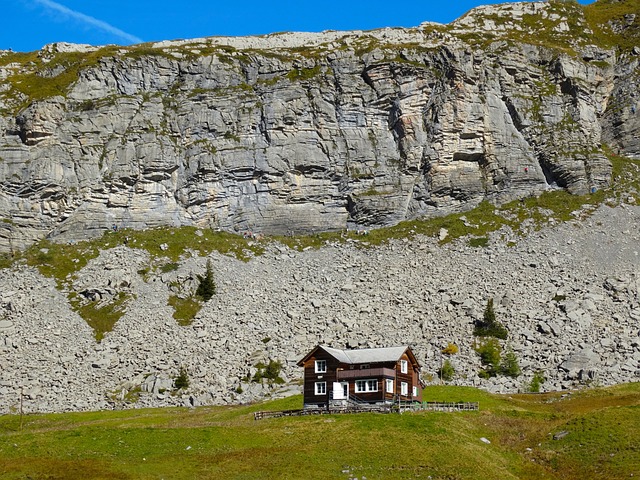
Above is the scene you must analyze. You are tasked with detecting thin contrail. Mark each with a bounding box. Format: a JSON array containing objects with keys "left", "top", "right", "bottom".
[{"left": 33, "top": 0, "right": 143, "bottom": 44}]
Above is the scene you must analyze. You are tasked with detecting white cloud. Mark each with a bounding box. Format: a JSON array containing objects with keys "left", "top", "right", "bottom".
[{"left": 33, "top": 0, "right": 143, "bottom": 44}]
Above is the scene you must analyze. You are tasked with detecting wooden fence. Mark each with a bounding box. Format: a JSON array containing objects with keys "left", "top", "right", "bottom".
[{"left": 398, "top": 401, "right": 479, "bottom": 412}]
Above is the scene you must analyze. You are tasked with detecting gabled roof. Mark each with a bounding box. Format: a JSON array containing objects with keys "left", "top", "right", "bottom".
[{"left": 298, "top": 345, "right": 419, "bottom": 368}]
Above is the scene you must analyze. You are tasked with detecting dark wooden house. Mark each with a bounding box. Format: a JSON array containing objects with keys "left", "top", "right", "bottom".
[{"left": 297, "top": 345, "right": 423, "bottom": 408}]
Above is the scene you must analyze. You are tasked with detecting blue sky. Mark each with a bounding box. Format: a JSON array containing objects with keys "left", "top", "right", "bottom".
[{"left": 3, "top": 0, "right": 593, "bottom": 53}]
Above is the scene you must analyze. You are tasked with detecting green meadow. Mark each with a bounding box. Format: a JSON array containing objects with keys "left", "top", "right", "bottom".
[{"left": 1, "top": 384, "right": 638, "bottom": 479}]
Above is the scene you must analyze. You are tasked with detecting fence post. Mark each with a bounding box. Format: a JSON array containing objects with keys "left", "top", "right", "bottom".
[{"left": 19, "top": 388, "right": 24, "bottom": 431}]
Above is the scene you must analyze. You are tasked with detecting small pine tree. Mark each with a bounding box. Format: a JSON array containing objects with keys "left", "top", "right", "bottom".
[
  {"left": 439, "top": 359, "right": 455, "bottom": 382},
  {"left": 528, "top": 371, "right": 546, "bottom": 393},
  {"left": 474, "top": 298, "right": 508, "bottom": 339},
  {"left": 196, "top": 260, "right": 216, "bottom": 302},
  {"left": 484, "top": 298, "right": 496, "bottom": 324},
  {"left": 499, "top": 348, "right": 521, "bottom": 378},
  {"left": 474, "top": 338, "right": 502, "bottom": 378},
  {"left": 174, "top": 366, "right": 190, "bottom": 390}
]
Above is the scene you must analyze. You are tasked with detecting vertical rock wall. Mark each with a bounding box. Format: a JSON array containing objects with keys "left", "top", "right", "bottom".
[{"left": 0, "top": 1, "right": 638, "bottom": 252}]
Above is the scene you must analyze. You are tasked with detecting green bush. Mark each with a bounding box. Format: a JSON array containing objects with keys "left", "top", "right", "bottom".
[
  {"left": 474, "top": 338, "right": 502, "bottom": 378},
  {"left": 174, "top": 367, "right": 190, "bottom": 391},
  {"left": 527, "top": 370, "right": 546, "bottom": 393},
  {"left": 499, "top": 348, "right": 521, "bottom": 378},
  {"left": 196, "top": 259, "right": 216, "bottom": 301},
  {"left": 439, "top": 359, "right": 455, "bottom": 382},
  {"left": 441, "top": 343, "right": 459, "bottom": 356},
  {"left": 474, "top": 298, "right": 508, "bottom": 339},
  {"left": 253, "top": 360, "right": 284, "bottom": 385}
]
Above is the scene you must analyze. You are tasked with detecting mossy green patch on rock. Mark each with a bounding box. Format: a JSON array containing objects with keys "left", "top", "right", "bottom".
[
  {"left": 24, "top": 239, "right": 101, "bottom": 288},
  {"left": 1, "top": 47, "right": 117, "bottom": 113},
  {"left": 2, "top": 227, "right": 263, "bottom": 341},
  {"left": 167, "top": 295, "right": 202, "bottom": 326},
  {"left": 286, "top": 65, "right": 322, "bottom": 81},
  {"left": 0, "top": 44, "right": 176, "bottom": 114},
  {"left": 70, "top": 291, "right": 131, "bottom": 342},
  {"left": 119, "top": 226, "right": 264, "bottom": 262}
]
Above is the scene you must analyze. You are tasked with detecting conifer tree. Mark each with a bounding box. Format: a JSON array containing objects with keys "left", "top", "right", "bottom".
[
  {"left": 439, "top": 359, "right": 455, "bottom": 382},
  {"left": 499, "top": 348, "right": 521, "bottom": 378},
  {"left": 174, "top": 366, "right": 190, "bottom": 390},
  {"left": 474, "top": 298, "right": 508, "bottom": 339},
  {"left": 196, "top": 260, "right": 216, "bottom": 301}
]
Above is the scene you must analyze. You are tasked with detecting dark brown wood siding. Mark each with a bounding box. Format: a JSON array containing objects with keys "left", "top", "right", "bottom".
[
  {"left": 395, "top": 353, "right": 421, "bottom": 401},
  {"left": 344, "top": 362, "right": 395, "bottom": 403},
  {"left": 302, "top": 349, "right": 340, "bottom": 406}
]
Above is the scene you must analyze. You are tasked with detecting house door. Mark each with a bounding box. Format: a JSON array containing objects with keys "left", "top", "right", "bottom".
[{"left": 342, "top": 382, "right": 349, "bottom": 399}]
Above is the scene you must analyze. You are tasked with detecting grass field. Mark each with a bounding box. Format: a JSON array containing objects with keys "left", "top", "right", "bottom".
[{"left": 1, "top": 384, "right": 638, "bottom": 479}]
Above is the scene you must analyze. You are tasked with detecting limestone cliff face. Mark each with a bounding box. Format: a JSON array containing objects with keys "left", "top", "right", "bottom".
[{"left": 0, "top": 1, "right": 638, "bottom": 252}]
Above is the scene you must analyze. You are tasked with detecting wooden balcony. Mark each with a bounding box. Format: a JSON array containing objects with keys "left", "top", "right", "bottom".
[{"left": 336, "top": 367, "right": 395, "bottom": 380}]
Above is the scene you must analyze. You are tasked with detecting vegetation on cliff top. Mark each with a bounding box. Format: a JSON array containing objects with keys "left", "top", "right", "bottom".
[
  {"left": 0, "top": 0, "right": 637, "bottom": 112},
  {"left": 451, "top": 0, "right": 639, "bottom": 55},
  {"left": 584, "top": 0, "right": 640, "bottom": 51},
  {"left": 1, "top": 383, "right": 638, "bottom": 479}
]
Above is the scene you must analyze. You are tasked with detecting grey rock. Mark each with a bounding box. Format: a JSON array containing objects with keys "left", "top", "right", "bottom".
[
  {"left": 0, "top": 320, "right": 14, "bottom": 331},
  {"left": 553, "top": 430, "right": 569, "bottom": 440},
  {"left": 537, "top": 321, "right": 551, "bottom": 335},
  {"left": 0, "top": 2, "right": 627, "bottom": 252},
  {"left": 559, "top": 348, "right": 600, "bottom": 378},
  {"left": 0, "top": 14, "right": 640, "bottom": 413}
]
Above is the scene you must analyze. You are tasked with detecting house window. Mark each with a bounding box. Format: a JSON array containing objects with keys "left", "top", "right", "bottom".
[
  {"left": 315, "top": 360, "right": 327, "bottom": 373},
  {"left": 315, "top": 382, "right": 326, "bottom": 395},
  {"left": 400, "top": 360, "right": 408, "bottom": 374},
  {"left": 413, "top": 386, "right": 418, "bottom": 397},
  {"left": 386, "top": 379, "right": 394, "bottom": 393},
  {"left": 355, "top": 379, "right": 378, "bottom": 393},
  {"left": 401, "top": 382, "right": 408, "bottom": 396},
  {"left": 360, "top": 364, "right": 370, "bottom": 369}
]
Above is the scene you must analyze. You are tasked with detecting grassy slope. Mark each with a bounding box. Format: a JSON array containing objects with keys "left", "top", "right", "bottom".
[
  {"left": 0, "top": 384, "right": 638, "bottom": 480},
  {"left": 584, "top": 0, "right": 640, "bottom": 51}
]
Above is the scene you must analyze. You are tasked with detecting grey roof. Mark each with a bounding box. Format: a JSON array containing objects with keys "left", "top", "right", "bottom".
[{"left": 320, "top": 345, "right": 409, "bottom": 364}]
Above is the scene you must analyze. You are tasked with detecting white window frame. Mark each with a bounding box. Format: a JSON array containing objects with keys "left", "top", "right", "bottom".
[
  {"left": 315, "top": 382, "right": 326, "bottom": 395},
  {"left": 355, "top": 379, "right": 378, "bottom": 393},
  {"left": 412, "top": 386, "right": 418, "bottom": 397},
  {"left": 400, "top": 360, "right": 408, "bottom": 374},
  {"left": 401, "top": 382, "right": 408, "bottom": 396},
  {"left": 386, "top": 379, "right": 394, "bottom": 393},
  {"left": 315, "top": 360, "right": 327, "bottom": 373}
]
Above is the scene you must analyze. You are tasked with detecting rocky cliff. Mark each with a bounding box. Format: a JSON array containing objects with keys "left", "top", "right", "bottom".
[{"left": 0, "top": 1, "right": 639, "bottom": 252}]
